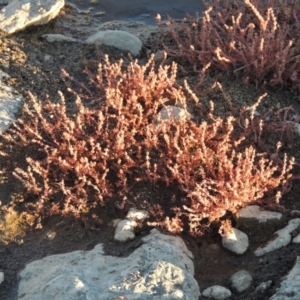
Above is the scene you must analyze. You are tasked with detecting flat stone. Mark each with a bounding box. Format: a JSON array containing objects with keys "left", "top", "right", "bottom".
[
  {"left": 18, "top": 229, "right": 200, "bottom": 300},
  {"left": 237, "top": 205, "right": 282, "bottom": 222},
  {"left": 85, "top": 30, "right": 143, "bottom": 56},
  {"left": 42, "top": 33, "right": 77, "bottom": 43},
  {"left": 0, "top": 0, "right": 65, "bottom": 34}
]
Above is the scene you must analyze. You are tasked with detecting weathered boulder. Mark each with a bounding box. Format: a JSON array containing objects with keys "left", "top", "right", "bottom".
[
  {"left": 18, "top": 229, "right": 201, "bottom": 300},
  {"left": 0, "top": 0, "right": 65, "bottom": 34}
]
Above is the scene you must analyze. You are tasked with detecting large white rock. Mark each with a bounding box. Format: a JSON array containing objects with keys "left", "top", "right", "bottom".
[
  {"left": 222, "top": 227, "right": 249, "bottom": 255},
  {"left": 18, "top": 229, "right": 201, "bottom": 300},
  {"left": 0, "top": 70, "right": 23, "bottom": 132},
  {"left": 85, "top": 30, "right": 143, "bottom": 56},
  {"left": 230, "top": 270, "right": 252, "bottom": 293},
  {"left": 0, "top": 0, "right": 65, "bottom": 34},
  {"left": 255, "top": 218, "right": 300, "bottom": 256},
  {"left": 270, "top": 256, "right": 300, "bottom": 300},
  {"left": 202, "top": 285, "right": 231, "bottom": 299}
]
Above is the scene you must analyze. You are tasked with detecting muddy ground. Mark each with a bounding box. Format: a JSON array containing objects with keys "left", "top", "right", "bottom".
[{"left": 0, "top": 4, "right": 299, "bottom": 300}]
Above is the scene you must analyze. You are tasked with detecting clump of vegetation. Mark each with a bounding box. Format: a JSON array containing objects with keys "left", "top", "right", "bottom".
[
  {"left": 159, "top": 0, "right": 300, "bottom": 91},
  {"left": 0, "top": 54, "right": 297, "bottom": 235}
]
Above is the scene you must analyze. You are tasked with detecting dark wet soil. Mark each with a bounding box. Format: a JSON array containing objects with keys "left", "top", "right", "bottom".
[{"left": 0, "top": 4, "right": 299, "bottom": 300}]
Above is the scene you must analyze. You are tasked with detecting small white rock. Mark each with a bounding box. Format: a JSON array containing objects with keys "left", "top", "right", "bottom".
[
  {"left": 292, "top": 233, "right": 300, "bottom": 243},
  {"left": 154, "top": 106, "right": 193, "bottom": 126},
  {"left": 294, "top": 123, "right": 300, "bottom": 136},
  {"left": 255, "top": 219, "right": 300, "bottom": 256},
  {"left": 222, "top": 228, "right": 249, "bottom": 255},
  {"left": 230, "top": 270, "right": 253, "bottom": 293},
  {"left": 44, "top": 54, "right": 53, "bottom": 63},
  {"left": 255, "top": 280, "right": 272, "bottom": 293},
  {"left": 202, "top": 285, "right": 231, "bottom": 300},
  {"left": 42, "top": 34, "right": 77, "bottom": 43},
  {"left": 126, "top": 208, "right": 149, "bottom": 222},
  {"left": 238, "top": 205, "right": 282, "bottom": 222},
  {"left": 85, "top": 30, "right": 143, "bottom": 56},
  {"left": 114, "top": 219, "right": 137, "bottom": 242},
  {"left": 0, "top": 272, "right": 4, "bottom": 285}
]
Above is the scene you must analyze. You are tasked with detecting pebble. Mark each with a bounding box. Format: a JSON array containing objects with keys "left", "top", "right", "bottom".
[
  {"left": 114, "top": 219, "right": 137, "bottom": 242},
  {"left": 202, "top": 285, "right": 232, "bottom": 300},
  {"left": 222, "top": 227, "right": 249, "bottom": 255},
  {"left": 0, "top": 272, "right": 3, "bottom": 285},
  {"left": 255, "top": 280, "right": 272, "bottom": 294},
  {"left": 230, "top": 270, "right": 253, "bottom": 293},
  {"left": 126, "top": 208, "right": 149, "bottom": 222}
]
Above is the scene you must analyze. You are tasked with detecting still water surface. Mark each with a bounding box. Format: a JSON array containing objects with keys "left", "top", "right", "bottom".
[{"left": 67, "top": 0, "right": 205, "bottom": 24}]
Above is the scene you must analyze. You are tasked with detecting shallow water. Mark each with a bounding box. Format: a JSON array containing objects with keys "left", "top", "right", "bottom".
[{"left": 66, "top": 0, "right": 205, "bottom": 24}]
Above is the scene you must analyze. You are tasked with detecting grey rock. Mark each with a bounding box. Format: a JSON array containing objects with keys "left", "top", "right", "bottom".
[
  {"left": 0, "top": 70, "right": 23, "bottom": 132},
  {"left": 18, "top": 229, "right": 200, "bottom": 300},
  {"left": 85, "top": 30, "right": 143, "bottom": 56},
  {"left": 230, "top": 270, "right": 252, "bottom": 293},
  {"left": 238, "top": 205, "right": 282, "bottom": 222},
  {"left": 0, "top": 272, "right": 3, "bottom": 285},
  {"left": 202, "top": 285, "right": 231, "bottom": 299},
  {"left": 42, "top": 33, "right": 77, "bottom": 43},
  {"left": 235, "top": 205, "right": 285, "bottom": 243},
  {"left": 222, "top": 227, "right": 249, "bottom": 255},
  {"left": 255, "top": 280, "right": 272, "bottom": 294}
]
